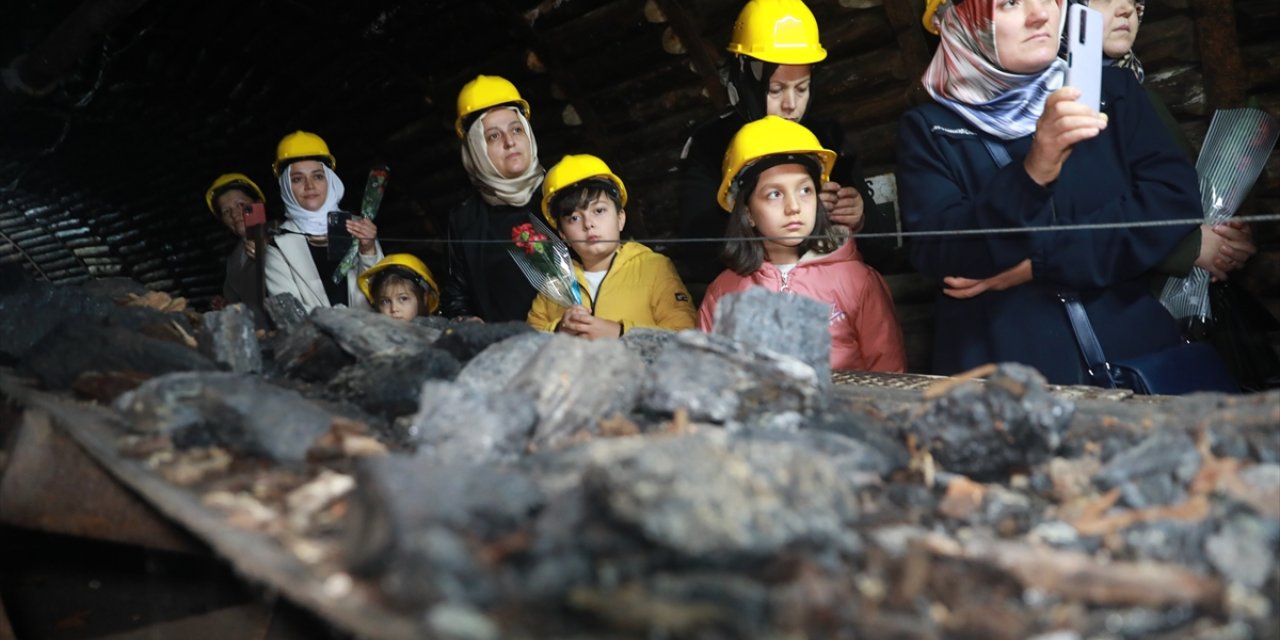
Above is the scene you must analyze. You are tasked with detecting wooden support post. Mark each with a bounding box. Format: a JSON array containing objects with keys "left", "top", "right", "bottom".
[
  {"left": 1190, "top": 0, "right": 1246, "bottom": 108},
  {"left": 651, "top": 0, "right": 728, "bottom": 111}
]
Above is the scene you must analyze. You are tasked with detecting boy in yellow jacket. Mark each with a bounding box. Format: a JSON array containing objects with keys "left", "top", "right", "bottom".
[{"left": 526, "top": 155, "right": 697, "bottom": 338}]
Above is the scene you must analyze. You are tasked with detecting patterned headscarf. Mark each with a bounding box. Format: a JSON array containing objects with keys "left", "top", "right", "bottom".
[{"left": 922, "top": 0, "right": 1068, "bottom": 140}]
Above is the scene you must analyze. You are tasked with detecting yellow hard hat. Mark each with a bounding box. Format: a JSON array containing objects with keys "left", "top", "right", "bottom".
[
  {"left": 540, "top": 154, "right": 629, "bottom": 227},
  {"left": 922, "top": 0, "right": 949, "bottom": 35},
  {"left": 455, "top": 75, "right": 531, "bottom": 139},
  {"left": 726, "top": 0, "right": 827, "bottom": 65},
  {"left": 357, "top": 253, "right": 440, "bottom": 315},
  {"left": 273, "top": 131, "right": 336, "bottom": 177},
  {"left": 718, "top": 115, "right": 835, "bottom": 212},
  {"left": 205, "top": 173, "right": 265, "bottom": 216}
]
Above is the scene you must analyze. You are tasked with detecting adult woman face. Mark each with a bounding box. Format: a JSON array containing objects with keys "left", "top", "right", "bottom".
[
  {"left": 481, "top": 107, "right": 532, "bottom": 179},
  {"left": 214, "top": 188, "right": 254, "bottom": 238},
  {"left": 994, "top": 0, "right": 1063, "bottom": 74},
  {"left": 766, "top": 64, "right": 812, "bottom": 122},
  {"left": 1095, "top": 0, "right": 1142, "bottom": 58},
  {"left": 288, "top": 160, "right": 329, "bottom": 213}
]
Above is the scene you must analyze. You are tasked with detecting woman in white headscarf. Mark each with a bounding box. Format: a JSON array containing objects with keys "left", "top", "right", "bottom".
[
  {"left": 263, "top": 130, "right": 383, "bottom": 312},
  {"left": 439, "top": 75, "right": 546, "bottom": 322}
]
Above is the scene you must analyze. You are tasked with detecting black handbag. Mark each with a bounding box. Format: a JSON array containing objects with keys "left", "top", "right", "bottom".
[{"left": 1059, "top": 292, "right": 1239, "bottom": 395}]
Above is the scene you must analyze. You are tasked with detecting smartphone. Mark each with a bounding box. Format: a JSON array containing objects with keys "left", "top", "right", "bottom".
[
  {"left": 327, "top": 211, "right": 354, "bottom": 260},
  {"left": 241, "top": 202, "right": 266, "bottom": 228},
  {"left": 1065, "top": 3, "right": 1104, "bottom": 113}
]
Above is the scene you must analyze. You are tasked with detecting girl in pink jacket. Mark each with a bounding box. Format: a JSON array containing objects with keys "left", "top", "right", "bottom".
[{"left": 698, "top": 117, "right": 906, "bottom": 373}]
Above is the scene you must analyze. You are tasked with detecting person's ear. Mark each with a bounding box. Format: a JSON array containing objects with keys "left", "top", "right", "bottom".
[{"left": 617, "top": 208, "right": 626, "bottom": 232}]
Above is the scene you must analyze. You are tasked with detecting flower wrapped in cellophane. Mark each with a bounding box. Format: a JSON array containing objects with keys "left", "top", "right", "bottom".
[
  {"left": 509, "top": 215, "right": 582, "bottom": 308},
  {"left": 1159, "top": 108, "right": 1279, "bottom": 330}
]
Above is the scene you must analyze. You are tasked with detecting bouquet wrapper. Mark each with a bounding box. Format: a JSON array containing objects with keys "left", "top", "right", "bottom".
[
  {"left": 1158, "top": 108, "right": 1279, "bottom": 325},
  {"left": 332, "top": 165, "right": 389, "bottom": 284},
  {"left": 508, "top": 214, "right": 582, "bottom": 309}
]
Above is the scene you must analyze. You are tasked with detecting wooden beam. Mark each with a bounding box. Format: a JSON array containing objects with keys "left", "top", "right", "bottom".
[
  {"left": 1190, "top": 0, "right": 1246, "bottom": 108},
  {"left": 494, "top": 0, "right": 611, "bottom": 152},
  {"left": 882, "top": 0, "right": 934, "bottom": 105},
  {"left": 651, "top": 0, "right": 729, "bottom": 110},
  {"left": 2, "top": 0, "right": 153, "bottom": 97}
]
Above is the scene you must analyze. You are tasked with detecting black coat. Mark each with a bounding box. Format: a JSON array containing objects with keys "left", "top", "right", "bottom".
[
  {"left": 439, "top": 190, "right": 540, "bottom": 322},
  {"left": 896, "top": 68, "right": 1202, "bottom": 383}
]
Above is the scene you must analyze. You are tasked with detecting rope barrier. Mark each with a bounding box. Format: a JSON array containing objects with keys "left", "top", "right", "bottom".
[{"left": 362, "top": 213, "right": 1280, "bottom": 246}]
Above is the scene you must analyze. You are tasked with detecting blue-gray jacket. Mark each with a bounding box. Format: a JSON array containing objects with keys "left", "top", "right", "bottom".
[{"left": 897, "top": 68, "right": 1201, "bottom": 384}]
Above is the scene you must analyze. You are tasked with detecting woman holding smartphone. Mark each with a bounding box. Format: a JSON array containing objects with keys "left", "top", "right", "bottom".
[
  {"left": 264, "top": 130, "right": 382, "bottom": 312},
  {"left": 896, "top": 0, "right": 1216, "bottom": 385}
]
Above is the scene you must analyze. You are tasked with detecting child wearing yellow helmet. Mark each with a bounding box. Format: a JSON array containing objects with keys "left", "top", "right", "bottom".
[
  {"left": 674, "top": 0, "right": 892, "bottom": 289},
  {"left": 204, "top": 172, "right": 269, "bottom": 328},
  {"left": 358, "top": 254, "right": 440, "bottom": 322},
  {"left": 526, "top": 155, "right": 697, "bottom": 338},
  {"left": 698, "top": 117, "right": 906, "bottom": 373}
]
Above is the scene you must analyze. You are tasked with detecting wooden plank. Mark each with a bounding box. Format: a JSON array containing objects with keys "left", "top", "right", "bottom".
[
  {"left": 0, "top": 409, "right": 200, "bottom": 554},
  {"left": 0, "top": 375, "right": 421, "bottom": 640},
  {"left": 651, "top": 0, "right": 728, "bottom": 110},
  {"left": 1190, "top": 0, "right": 1247, "bottom": 108}
]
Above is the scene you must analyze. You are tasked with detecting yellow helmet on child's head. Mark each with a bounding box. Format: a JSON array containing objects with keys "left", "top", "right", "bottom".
[
  {"left": 922, "top": 0, "right": 950, "bottom": 35},
  {"left": 455, "top": 75, "right": 532, "bottom": 139},
  {"left": 726, "top": 0, "right": 827, "bottom": 65},
  {"left": 204, "top": 173, "right": 265, "bottom": 216},
  {"left": 540, "top": 154, "right": 629, "bottom": 228},
  {"left": 273, "top": 131, "right": 336, "bottom": 177},
  {"left": 718, "top": 115, "right": 835, "bottom": 212},
  {"left": 357, "top": 253, "right": 440, "bottom": 315}
]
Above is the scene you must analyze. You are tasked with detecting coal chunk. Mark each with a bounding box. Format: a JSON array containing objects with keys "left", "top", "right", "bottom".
[
  {"left": 582, "top": 431, "right": 862, "bottom": 558},
  {"left": 309, "top": 307, "right": 443, "bottom": 359},
  {"left": 199, "top": 303, "right": 263, "bottom": 373},
  {"left": 432, "top": 321, "right": 535, "bottom": 363},
  {"left": 343, "top": 456, "right": 544, "bottom": 608},
  {"left": 21, "top": 319, "right": 216, "bottom": 390},
  {"left": 640, "top": 331, "right": 822, "bottom": 423},
  {"left": 508, "top": 334, "right": 644, "bottom": 450},
  {"left": 454, "top": 332, "right": 552, "bottom": 394},
  {"left": 1093, "top": 432, "right": 1200, "bottom": 508},
  {"left": 408, "top": 380, "right": 538, "bottom": 464},
  {"left": 114, "top": 371, "right": 335, "bottom": 463},
  {"left": 263, "top": 292, "right": 308, "bottom": 333},
  {"left": 904, "top": 363, "right": 1073, "bottom": 479},
  {"left": 327, "top": 349, "right": 462, "bottom": 419},
  {"left": 619, "top": 327, "right": 679, "bottom": 366},
  {"left": 273, "top": 321, "right": 354, "bottom": 382},
  {"left": 710, "top": 287, "right": 831, "bottom": 391}
]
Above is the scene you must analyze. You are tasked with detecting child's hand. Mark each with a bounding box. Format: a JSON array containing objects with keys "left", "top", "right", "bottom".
[{"left": 559, "top": 305, "right": 622, "bottom": 340}]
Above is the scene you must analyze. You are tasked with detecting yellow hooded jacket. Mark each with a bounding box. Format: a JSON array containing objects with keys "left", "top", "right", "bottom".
[{"left": 526, "top": 241, "right": 697, "bottom": 334}]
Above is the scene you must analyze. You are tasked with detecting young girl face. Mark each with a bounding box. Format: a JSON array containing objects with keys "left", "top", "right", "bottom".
[
  {"left": 747, "top": 163, "right": 817, "bottom": 263},
  {"left": 288, "top": 160, "right": 328, "bottom": 212},
  {"left": 767, "top": 64, "right": 812, "bottom": 122},
  {"left": 558, "top": 194, "right": 625, "bottom": 270},
  {"left": 376, "top": 281, "right": 421, "bottom": 321},
  {"left": 482, "top": 108, "right": 532, "bottom": 179},
  {"left": 993, "top": 0, "right": 1062, "bottom": 74}
]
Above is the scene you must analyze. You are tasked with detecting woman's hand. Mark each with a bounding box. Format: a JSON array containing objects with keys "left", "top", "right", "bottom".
[
  {"left": 347, "top": 217, "right": 379, "bottom": 255},
  {"left": 820, "top": 181, "right": 865, "bottom": 232},
  {"left": 942, "top": 258, "right": 1033, "bottom": 299},
  {"left": 1196, "top": 221, "right": 1256, "bottom": 281},
  {"left": 558, "top": 305, "right": 622, "bottom": 340},
  {"left": 1024, "top": 87, "right": 1109, "bottom": 187}
]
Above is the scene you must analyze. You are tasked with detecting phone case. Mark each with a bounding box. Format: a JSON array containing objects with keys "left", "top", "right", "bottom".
[
  {"left": 1065, "top": 4, "right": 1104, "bottom": 113},
  {"left": 327, "top": 211, "right": 354, "bottom": 260}
]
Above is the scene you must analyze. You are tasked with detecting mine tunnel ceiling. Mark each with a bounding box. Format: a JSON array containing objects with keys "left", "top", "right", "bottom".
[{"left": 0, "top": 0, "right": 1276, "bottom": 300}]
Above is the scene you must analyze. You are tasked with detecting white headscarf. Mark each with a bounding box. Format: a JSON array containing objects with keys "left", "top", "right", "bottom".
[
  {"left": 460, "top": 106, "right": 545, "bottom": 207},
  {"left": 278, "top": 163, "right": 346, "bottom": 235}
]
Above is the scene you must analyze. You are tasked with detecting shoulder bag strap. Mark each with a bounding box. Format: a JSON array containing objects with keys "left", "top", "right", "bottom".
[{"left": 1058, "top": 292, "right": 1117, "bottom": 388}]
